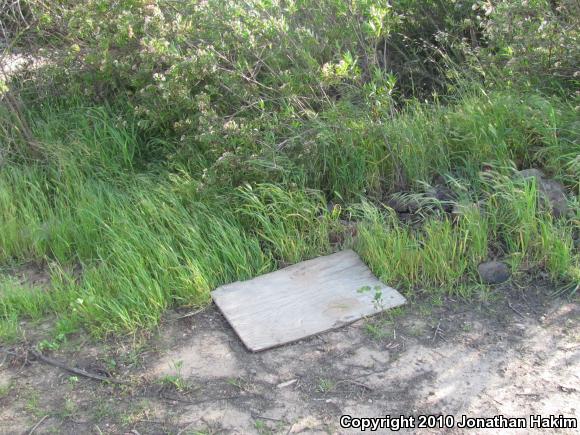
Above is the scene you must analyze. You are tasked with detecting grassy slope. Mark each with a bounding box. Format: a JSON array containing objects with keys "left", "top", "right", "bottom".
[{"left": 0, "top": 88, "right": 578, "bottom": 341}]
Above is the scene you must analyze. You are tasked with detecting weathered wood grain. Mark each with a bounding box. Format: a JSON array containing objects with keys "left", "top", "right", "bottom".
[{"left": 212, "top": 249, "right": 406, "bottom": 351}]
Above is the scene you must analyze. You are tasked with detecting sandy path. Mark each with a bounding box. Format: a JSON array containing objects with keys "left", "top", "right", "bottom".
[{"left": 0, "top": 282, "right": 578, "bottom": 434}]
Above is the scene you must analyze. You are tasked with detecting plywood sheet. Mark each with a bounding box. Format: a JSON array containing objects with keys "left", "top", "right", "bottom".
[{"left": 212, "top": 249, "right": 406, "bottom": 351}]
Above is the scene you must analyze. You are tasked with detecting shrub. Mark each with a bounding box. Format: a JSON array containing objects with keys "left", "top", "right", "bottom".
[{"left": 478, "top": 0, "right": 579, "bottom": 88}]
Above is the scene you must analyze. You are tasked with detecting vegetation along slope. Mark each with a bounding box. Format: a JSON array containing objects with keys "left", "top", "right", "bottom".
[{"left": 0, "top": 0, "right": 578, "bottom": 341}]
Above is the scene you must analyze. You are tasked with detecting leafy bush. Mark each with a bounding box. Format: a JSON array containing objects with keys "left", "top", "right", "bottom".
[
  {"left": 6, "top": 1, "right": 480, "bottom": 164},
  {"left": 478, "top": 0, "right": 579, "bottom": 87},
  {"left": 6, "top": 1, "right": 577, "bottom": 183}
]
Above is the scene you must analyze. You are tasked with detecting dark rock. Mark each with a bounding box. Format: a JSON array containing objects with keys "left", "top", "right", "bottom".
[
  {"left": 386, "top": 194, "right": 422, "bottom": 213},
  {"left": 426, "top": 185, "right": 454, "bottom": 202},
  {"left": 478, "top": 261, "right": 511, "bottom": 284},
  {"left": 387, "top": 186, "right": 455, "bottom": 214},
  {"left": 425, "top": 185, "right": 455, "bottom": 212},
  {"left": 516, "top": 168, "right": 568, "bottom": 218},
  {"left": 386, "top": 196, "right": 410, "bottom": 213},
  {"left": 397, "top": 212, "right": 412, "bottom": 222}
]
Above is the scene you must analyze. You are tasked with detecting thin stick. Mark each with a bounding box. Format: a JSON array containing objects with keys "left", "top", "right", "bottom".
[
  {"left": 508, "top": 301, "right": 526, "bottom": 319},
  {"left": 30, "top": 349, "right": 131, "bottom": 385},
  {"left": 159, "top": 393, "right": 256, "bottom": 405},
  {"left": 484, "top": 392, "right": 503, "bottom": 406},
  {"left": 27, "top": 415, "right": 48, "bottom": 435},
  {"left": 335, "top": 379, "right": 374, "bottom": 391},
  {"left": 251, "top": 414, "right": 289, "bottom": 424},
  {"left": 174, "top": 307, "right": 205, "bottom": 320},
  {"left": 432, "top": 320, "right": 444, "bottom": 341},
  {"left": 177, "top": 420, "right": 198, "bottom": 435},
  {"left": 519, "top": 289, "right": 539, "bottom": 315}
]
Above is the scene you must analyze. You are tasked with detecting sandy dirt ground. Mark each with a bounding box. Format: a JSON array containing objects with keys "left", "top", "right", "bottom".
[{"left": 0, "top": 280, "right": 578, "bottom": 434}]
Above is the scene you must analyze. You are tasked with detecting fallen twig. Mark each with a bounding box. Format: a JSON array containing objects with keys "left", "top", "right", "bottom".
[
  {"left": 27, "top": 415, "right": 48, "bottom": 435},
  {"left": 277, "top": 379, "right": 297, "bottom": 388},
  {"left": 559, "top": 385, "right": 578, "bottom": 394},
  {"left": 174, "top": 307, "right": 206, "bottom": 320},
  {"left": 432, "top": 320, "right": 445, "bottom": 342},
  {"left": 177, "top": 420, "right": 200, "bottom": 435},
  {"left": 30, "top": 349, "right": 131, "bottom": 385},
  {"left": 484, "top": 392, "right": 503, "bottom": 406},
  {"left": 251, "top": 413, "right": 289, "bottom": 424},
  {"left": 519, "top": 288, "right": 539, "bottom": 315},
  {"left": 1, "top": 347, "right": 30, "bottom": 374},
  {"left": 508, "top": 301, "right": 526, "bottom": 319},
  {"left": 515, "top": 393, "right": 540, "bottom": 398},
  {"left": 335, "top": 379, "right": 373, "bottom": 391},
  {"left": 159, "top": 393, "right": 258, "bottom": 405}
]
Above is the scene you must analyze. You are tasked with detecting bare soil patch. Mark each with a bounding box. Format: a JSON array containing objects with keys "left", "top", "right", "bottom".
[
  {"left": 1, "top": 281, "right": 578, "bottom": 434},
  {"left": 3, "top": 262, "right": 52, "bottom": 289}
]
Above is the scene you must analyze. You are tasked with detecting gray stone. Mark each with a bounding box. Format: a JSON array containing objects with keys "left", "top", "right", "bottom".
[
  {"left": 386, "top": 194, "right": 421, "bottom": 213},
  {"left": 516, "top": 168, "right": 568, "bottom": 218},
  {"left": 478, "top": 261, "right": 511, "bottom": 284},
  {"left": 516, "top": 168, "right": 545, "bottom": 180},
  {"left": 451, "top": 200, "right": 484, "bottom": 217},
  {"left": 537, "top": 178, "right": 568, "bottom": 218}
]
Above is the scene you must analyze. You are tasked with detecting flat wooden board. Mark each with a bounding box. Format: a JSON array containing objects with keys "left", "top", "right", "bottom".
[{"left": 212, "top": 249, "right": 406, "bottom": 351}]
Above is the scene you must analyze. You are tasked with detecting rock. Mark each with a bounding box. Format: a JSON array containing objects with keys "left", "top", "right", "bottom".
[
  {"left": 516, "top": 168, "right": 568, "bottom": 218},
  {"left": 426, "top": 185, "right": 455, "bottom": 202},
  {"left": 537, "top": 178, "right": 568, "bottom": 218},
  {"left": 387, "top": 186, "right": 455, "bottom": 213},
  {"left": 478, "top": 261, "right": 511, "bottom": 284},
  {"left": 516, "top": 168, "right": 545, "bottom": 180},
  {"left": 425, "top": 185, "right": 455, "bottom": 212},
  {"left": 451, "top": 200, "right": 484, "bottom": 217},
  {"left": 328, "top": 220, "right": 357, "bottom": 245},
  {"left": 397, "top": 212, "right": 412, "bottom": 222},
  {"left": 386, "top": 194, "right": 420, "bottom": 213}
]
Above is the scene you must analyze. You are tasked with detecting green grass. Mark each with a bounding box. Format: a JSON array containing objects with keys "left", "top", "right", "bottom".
[
  {"left": 294, "top": 91, "right": 580, "bottom": 199},
  {"left": 0, "top": 88, "right": 578, "bottom": 342},
  {"left": 355, "top": 170, "right": 578, "bottom": 297}
]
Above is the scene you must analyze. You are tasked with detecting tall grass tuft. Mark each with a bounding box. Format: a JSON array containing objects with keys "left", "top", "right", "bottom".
[{"left": 1, "top": 89, "right": 578, "bottom": 340}]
